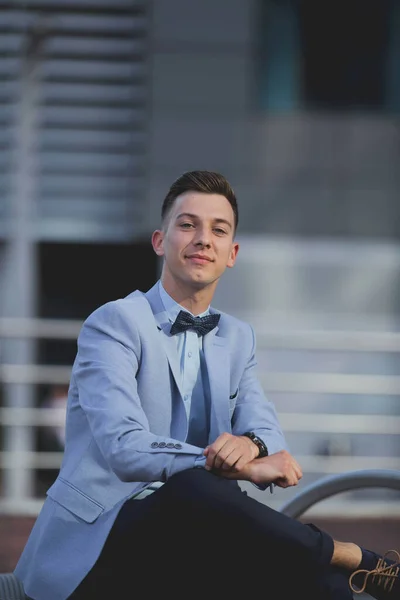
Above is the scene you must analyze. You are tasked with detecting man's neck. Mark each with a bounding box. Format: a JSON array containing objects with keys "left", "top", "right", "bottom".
[{"left": 160, "top": 279, "right": 215, "bottom": 316}]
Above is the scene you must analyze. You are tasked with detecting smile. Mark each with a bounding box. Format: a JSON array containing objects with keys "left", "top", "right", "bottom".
[{"left": 186, "top": 255, "right": 212, "bottom": 263}]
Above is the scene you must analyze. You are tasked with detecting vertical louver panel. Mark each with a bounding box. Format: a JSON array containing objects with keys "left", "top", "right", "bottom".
[
  {"left": 0, "top": 29, "right": 16, "bottom": 236},
  {"left": 0, "top": 0, "right": 149, "bottom": 241}
]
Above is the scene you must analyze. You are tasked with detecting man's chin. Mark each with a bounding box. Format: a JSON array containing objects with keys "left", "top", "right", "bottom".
[{"left": 187, "top": 276, "right": 219, "bottom": 290}]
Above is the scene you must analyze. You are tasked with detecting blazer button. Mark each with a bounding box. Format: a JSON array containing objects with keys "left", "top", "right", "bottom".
[
  {"left": 166, "top": 443, "right": 175, "bottom": 448},
  {"left": 159, "top": 442, "right": 166, "bottom": 448},
  {"left": 151, "top": 442, "right": 159, "bottom": 448},
  {"left": 174, "top": 443, "right": 182, "bottom": 449}
]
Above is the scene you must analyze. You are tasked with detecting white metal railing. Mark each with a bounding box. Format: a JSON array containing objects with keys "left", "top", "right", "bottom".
[
  {"left": 0, "top": 317, "right": 81, "bottom": 339},
  {"left": 1, "top": 317, "right": 400, "bottom": 516}
]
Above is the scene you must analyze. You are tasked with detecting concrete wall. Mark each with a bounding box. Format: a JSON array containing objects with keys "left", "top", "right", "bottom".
[
  {"left": 145, "top": 0, "right": 262, "bottom": 230},
  {"left": 144, "top": 0, "right": 400, "bottom": 239}
]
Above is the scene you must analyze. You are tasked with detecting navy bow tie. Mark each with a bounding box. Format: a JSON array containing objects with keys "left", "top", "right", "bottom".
[{"left": 170, "top": 310, "right": 220, "bottom": 336}]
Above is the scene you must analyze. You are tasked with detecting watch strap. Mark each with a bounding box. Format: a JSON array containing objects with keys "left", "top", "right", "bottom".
[{"left": 243, "top": 431, "right": 269, "bottom": 458}]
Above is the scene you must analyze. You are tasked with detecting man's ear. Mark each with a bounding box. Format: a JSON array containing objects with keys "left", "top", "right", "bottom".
[
  {"left": 227, "top": 241, "right": 239, "bottom": 268},
  {"left": 151, "top": 229, "right": 164, "bottom": 256}
]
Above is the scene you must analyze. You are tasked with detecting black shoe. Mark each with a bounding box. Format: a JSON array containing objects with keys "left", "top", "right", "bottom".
[{"left": 349, "top": 550, "right": 400, "bottom": 599}]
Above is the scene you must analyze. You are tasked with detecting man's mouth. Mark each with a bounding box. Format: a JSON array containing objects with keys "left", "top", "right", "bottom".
[{"left": 186, "top": 254, "right": 212, "bottom": 262}]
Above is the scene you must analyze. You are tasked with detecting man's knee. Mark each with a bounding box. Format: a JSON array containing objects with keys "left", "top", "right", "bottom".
[
  {"left": 158, "top": 468, "right": 235, "bottom": 501},
  {"left": 167, "top": 467, "right": 238, "bottom": 491}
]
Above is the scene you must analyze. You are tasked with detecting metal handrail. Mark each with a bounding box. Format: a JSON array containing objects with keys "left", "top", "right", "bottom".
[
  {"left": 279, "top": 469, "right": 400, "bottom": 519},
  {"left": 2, "top": 317, "right": 400, "bottom": 349},
  {"left": 0, "top": 317, "right": 81, "bottom": 339}
]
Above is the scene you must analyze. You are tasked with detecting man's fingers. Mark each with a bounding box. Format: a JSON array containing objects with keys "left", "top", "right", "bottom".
[
  {"left": 213, "top": 443, "right": 237, "bottom": 470},
  {"left": 275, "top": 474, "right": 299, "bottom": 488},
  {"left": 293, "top": 460, "right": 303, "bottom": 480},
  {"left": 205, "top": 436, "right": 253, "bottom": 471},
  {"left": 204, "top": 436, "right": 228, "bottom": 468}
]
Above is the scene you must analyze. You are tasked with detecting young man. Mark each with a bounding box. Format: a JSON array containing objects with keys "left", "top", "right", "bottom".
[{"left": 15, "top": 171, "right": 399, "bottom": 599}]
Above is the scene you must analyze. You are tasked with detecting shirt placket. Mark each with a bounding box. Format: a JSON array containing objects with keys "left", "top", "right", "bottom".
[{"left": 181, "top": 330, "right": 200, "bottom": 419}]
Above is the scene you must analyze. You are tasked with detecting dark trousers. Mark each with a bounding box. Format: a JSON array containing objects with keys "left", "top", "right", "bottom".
[{"left": 69, "top": 469, "right": 353, "bottom": 599}]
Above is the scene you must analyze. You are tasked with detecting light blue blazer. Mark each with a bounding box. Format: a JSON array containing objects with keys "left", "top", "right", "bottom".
[{"left": 15, "top": 282, "right": 288, "bottom": 600}]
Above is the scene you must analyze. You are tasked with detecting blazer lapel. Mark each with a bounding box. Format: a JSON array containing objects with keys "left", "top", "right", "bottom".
[
  {"left": 158, "top": 320, "right": 185, "bottom": 399},
  {"left": 203, "top": 328, "right": 231, "bottom": 443},
  {"left": 144, "top": 284, "right": 185, "bottom": 399}
]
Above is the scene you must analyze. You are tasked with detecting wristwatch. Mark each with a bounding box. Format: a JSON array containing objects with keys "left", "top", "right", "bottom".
[{"left": 243, "top": 431, "right": 269, "bottom": 458}]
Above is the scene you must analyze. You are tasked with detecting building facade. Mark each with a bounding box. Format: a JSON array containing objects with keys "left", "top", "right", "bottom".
[{"left": 1, "top": 0, "right": 400, "bottom": 523}]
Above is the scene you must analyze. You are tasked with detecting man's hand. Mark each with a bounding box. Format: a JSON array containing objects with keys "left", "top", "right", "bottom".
[
  {"left": 249, "top": 450, "right": 303, "bottom": 488},
  {"left": 203, "top": 432, "right": 259, "bottom": 472},
  {"left": 217, "top": 449, "right": 303, "bottom": 488}
]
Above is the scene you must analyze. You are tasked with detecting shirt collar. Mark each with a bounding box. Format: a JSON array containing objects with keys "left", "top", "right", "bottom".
[{"left": 158, "top": 280, "right": 210, "bottom": 323}]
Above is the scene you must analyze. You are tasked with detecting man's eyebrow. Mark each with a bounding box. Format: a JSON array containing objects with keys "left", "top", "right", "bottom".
[
  {"left": 175, "top": 213, "right": 232, "bottom": 228},
  {"left": 175, "top": 212, "right": 197, "bottom": 221}
]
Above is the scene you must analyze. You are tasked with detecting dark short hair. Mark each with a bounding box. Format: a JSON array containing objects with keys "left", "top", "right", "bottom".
[{"left": 161, "top": 170, "right": 239, "bottom": 231}]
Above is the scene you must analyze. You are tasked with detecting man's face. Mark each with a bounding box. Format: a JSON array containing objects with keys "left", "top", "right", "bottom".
[{"left": 152, "top": 191, "right": 239, "bottom": 294}]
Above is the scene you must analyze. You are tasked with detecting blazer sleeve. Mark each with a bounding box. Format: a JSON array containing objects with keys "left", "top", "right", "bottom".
[
  {"left": 73, "top": 301, "right": 204, "bottom": 483},
  {"left": 231, "top": 324, "right": 289, "bottom": 456}
]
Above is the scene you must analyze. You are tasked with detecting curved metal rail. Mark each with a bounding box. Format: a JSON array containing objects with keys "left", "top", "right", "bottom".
[
  {"left": 0, "top": 572, "right": 26, "bottom": 599},
  {"left": 279, "top": 468, "right": 400, "bottom": 519}
]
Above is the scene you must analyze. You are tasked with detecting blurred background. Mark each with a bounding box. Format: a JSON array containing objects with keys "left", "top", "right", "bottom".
[{"left": 0, "top": 0, "right": 400, "bottom": 574}]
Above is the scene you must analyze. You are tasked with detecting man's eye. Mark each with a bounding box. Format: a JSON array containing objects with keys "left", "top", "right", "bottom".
[
  {"left": 214, "top": 228, "right": 226, "bottom": 235},
  {"left": 180, "top": 222, "right": 194, "bottom": 228}
]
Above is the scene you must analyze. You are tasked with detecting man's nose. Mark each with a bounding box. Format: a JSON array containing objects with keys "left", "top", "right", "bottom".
[{"left": 194, "top": 228, "right": 211, "bottom": 247}]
